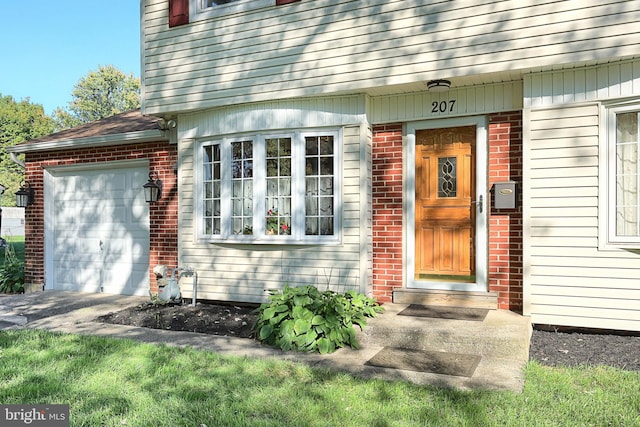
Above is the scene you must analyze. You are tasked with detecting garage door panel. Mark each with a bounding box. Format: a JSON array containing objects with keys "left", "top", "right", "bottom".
[
  {"left": 54, "top": 237, "right": 102, "bottom": 255},
  {"left": 102, "top": 264, "right": 149, "bottom": 296},
  {"left": 103, "top": 238, "right": 148, "bottom": 259},
  {"left": 48, "top": 164, "right": 150, "bottom": 296},
  {"left": 55, "top": 263, "right": 101, "bottom": 292}
]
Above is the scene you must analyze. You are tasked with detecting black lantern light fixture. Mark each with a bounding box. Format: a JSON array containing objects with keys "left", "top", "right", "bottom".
[
  {"left": 143, "top": 171, "right": 162, "bottom": 203},
  {"left": 15, "top": 183, "right": 34, "bottom": 208}
]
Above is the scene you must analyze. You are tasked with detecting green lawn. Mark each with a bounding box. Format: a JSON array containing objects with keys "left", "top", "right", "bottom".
[
  {"left": 0, "top": 235, "right": 24, "bottom": 264},
  {"left": 1, "top": 330, "right": 638, "bottom": 426}
]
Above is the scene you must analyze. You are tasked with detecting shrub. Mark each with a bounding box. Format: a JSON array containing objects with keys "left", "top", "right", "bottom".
[
  {"left": 0, "top": 260, "right": 24, "bottom": 293},
  {"left": 254, "top": 285, "right": 383, "bottom": 354},
  {"left": 0, "top": 242, "right": 24, "bottom": 294}
]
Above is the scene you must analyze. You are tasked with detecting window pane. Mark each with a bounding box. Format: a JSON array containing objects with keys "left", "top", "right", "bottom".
[
  {"left": 203, "top": 144, "right": 221, "bottom": 236},
  {"left": 231, "top": 141, "right": 253, "bottom": 235},
  {"left": 319, "top": 136, "right": 333, "bottom": 155},
  {"left": 438, "top": 157, "right": 457, "bottom": 198},
  {"left": 306, "top": 158, "right": 318, "bottom": 175},
  {"left": 306, "top": 138, "right": 318, "bottom": 155},
  {"left": 280, "top": 158, "right": 291, "bottom": 176},
  {"left": 305, "top": 217, "right": 318, "bottom": 236},
  {"left": 616, "top": 112, "right": 640, "bottom": 237},
  {"left": 320, "top": 217, "right": 334, "bottom": 235},
  {"left": 305, "top": 136, "right": 335, "bottom": 236},
  {"left": 280, "top": 138, "right": 291, "bottom": 155},
  {"left": 320, "top": 177, "right": 333, "bottom": 195},
  {"left": 266, "top": 159, "right": 278, "bottom": 177},
  {"left": 265, "top": 138, "right": 292, "bottom": 235},
  {"left": 305, "top": 195, "right": 318, "bottom": 215},
  {"left": 320, "top": 157, "right": 333, "bottom": 175}
]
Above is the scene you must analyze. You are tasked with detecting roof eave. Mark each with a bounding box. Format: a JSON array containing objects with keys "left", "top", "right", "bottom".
[{"left": 6, "top": 129, "right": 169, "bottom": 154}]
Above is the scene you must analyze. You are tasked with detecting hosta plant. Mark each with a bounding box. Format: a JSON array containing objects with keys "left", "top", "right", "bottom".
[
  {"left": 0, "top": 242, "right": 24, "bottom": 294},
  {"left": 254, "top": 285, "right": 383, "bottom": 354},
  {"left": 0, "top": 260, "right": 24, "bottom": 293}
]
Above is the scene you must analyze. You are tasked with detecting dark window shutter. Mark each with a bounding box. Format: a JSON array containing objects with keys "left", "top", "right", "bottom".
[
  {"left": 169, "top": 0, "right": 189, "bottom": 27},
  {"left": 276, "top": 0, "right": 300, "bottom": 5}
]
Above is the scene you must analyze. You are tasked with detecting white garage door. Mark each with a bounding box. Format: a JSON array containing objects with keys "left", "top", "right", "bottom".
[{"left": 46, "top": 163, "right": 150, "bottom": 296}]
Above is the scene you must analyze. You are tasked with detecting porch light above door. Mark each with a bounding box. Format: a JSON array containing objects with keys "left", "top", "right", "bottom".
[
  {"left": 427, "top": 79, "right": 451, "bottom": 92},
  {"left": 15, "top": 183, "right": 34, "bottom": 208},
  {"left": 143, "top": 171, "right": 162, "bottom": 203}
]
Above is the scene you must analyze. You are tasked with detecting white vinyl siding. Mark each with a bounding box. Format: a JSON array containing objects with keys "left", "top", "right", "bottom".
[
  {"left": 524, "top": 63, "right": 640, "bottom": 331},
  {"left": 525, "top": 58, "right": 640, "bottom": 108},
  {"left": 142, "top": 0, "right": 640, "bottom": 115},
  {"left": 371, "top": 81, "right": 523, "bottom": 124}
]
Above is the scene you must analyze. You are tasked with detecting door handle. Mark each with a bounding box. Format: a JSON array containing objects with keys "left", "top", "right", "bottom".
[
  {"left": 99, "top": 240, "right": 104, "bottom": 251},
  {"left": 472, "top": 195, "right": 483, "bottom": 213}
]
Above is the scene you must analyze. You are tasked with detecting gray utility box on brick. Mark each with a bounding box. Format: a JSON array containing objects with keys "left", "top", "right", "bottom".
[{"left": 493, "top": 181, "right": 517, "bottom": 209}]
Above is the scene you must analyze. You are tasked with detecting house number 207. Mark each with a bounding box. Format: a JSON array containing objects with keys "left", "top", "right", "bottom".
[{"left": 431, "top": 100, "right": 456, "bottom": 113}]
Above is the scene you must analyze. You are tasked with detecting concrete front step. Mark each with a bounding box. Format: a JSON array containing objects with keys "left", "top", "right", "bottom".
[
  {"left": 358, "top": 303, "right": 531, "bottom": 361},
  {"left": 393, "top": 288, "right": 499, "bottom": 310}
]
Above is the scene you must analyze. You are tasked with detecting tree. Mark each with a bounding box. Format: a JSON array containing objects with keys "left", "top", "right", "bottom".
[
  {"left": 53, "top": 65, "right": 140, "bottom": 130},
  {"left": 0, "top": 94, "right": 54, "bottom": 207}
]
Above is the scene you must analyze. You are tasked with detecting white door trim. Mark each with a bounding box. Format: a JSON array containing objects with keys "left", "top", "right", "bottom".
[{"left": 405, "top": 116, "right": 488, "bottom": 291}]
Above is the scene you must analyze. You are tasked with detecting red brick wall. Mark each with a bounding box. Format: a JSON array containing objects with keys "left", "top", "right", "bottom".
[
  {"left": 488, "top": 112, "right": 523, "bottom": 312},
  {"left": 371, "top": 112, "right": 523, "bottom": 312},
  {"left": 23, "top": 141, "right": 178, "bottom": 294},
  {"left": 371, "top": 124, "right": 404, "bottom": 303}
]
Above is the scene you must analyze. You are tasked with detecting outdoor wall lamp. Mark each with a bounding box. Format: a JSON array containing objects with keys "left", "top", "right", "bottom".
[
  {"left": 427, "top": 79, "right": 452, "bottom": 92},
  {"left": 15, "top": 183, "right": 35, "bottom": 208},
  {"left": 157, "top": 118, "right": 177, "bottom": 131},
  {"left": 143, "top": 171, "right": 162, "bottom": 203}
]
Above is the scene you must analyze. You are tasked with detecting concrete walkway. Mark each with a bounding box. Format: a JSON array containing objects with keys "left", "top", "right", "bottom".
[{"left": 0, "top": 291, "right": 532, "bottom": 392}]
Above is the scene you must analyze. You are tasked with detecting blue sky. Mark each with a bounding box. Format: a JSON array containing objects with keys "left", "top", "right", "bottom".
[{"left": 0, "top": 1, "right": 141, "bottom": 115}]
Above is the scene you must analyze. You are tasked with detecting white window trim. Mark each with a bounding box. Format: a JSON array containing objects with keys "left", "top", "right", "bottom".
[
  {"left": 189, "top": 0, "right": 272, "bottom": 22},
  {"left": 599, "top": 99, "right": 640, "bottom": 250},
  {"left": 195, "top": 129, "right": 342, "bottom": 244}
]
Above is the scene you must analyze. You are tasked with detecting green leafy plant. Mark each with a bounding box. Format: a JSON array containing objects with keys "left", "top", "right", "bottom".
[
  {"left": 0, "top": 242, "right": 24, "bottom": 293},
  {"left": 265, "top": 208, "right": 290, "bottom": 235},
  {"left": 254, "top": 285, "right": 384, "bottom": 354}
]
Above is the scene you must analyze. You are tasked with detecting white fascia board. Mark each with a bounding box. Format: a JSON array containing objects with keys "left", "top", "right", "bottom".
[{"left": 6, "top": 129, "right": 168, "bottom": 153}]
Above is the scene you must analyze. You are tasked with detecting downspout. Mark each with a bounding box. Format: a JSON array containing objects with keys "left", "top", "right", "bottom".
[{"left": 10, "top": 152, "right": 25, "bottom": 170}]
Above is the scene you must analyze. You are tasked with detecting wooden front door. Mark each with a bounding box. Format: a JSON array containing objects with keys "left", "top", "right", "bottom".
[{"left": 415, "top": 126, "right": 476, "bottom": 282}]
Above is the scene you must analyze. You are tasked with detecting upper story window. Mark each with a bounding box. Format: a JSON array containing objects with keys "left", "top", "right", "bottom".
[
  {"left": 191, "top": 0, "right": 272, "bottom": 21},
  {"left": 602, "top": 102, "right": 640, "bottom": 248},
  {"left": 206, "top": 0, "right": 242, "bottom": 6},
  {"left": 198, "top": 130, "right": 341, "bottom": 243}
]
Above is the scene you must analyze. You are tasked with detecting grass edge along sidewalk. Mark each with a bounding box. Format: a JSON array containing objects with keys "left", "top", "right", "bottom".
[{"left": 1, "top": 330, "right": 638, "bottom": 426}]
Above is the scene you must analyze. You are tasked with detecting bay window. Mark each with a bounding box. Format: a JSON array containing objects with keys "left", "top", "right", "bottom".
[{"left": 198, "top": 131, "right": 340, "bottom": 243}]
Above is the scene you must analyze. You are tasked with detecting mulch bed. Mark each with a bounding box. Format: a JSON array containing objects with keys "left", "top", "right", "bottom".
[
  {"left": 97, "top": 301, "right": 258, "bottom": 339},
  {"left": 529, "top": 329, "right": 640, "bottom": 371}
]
